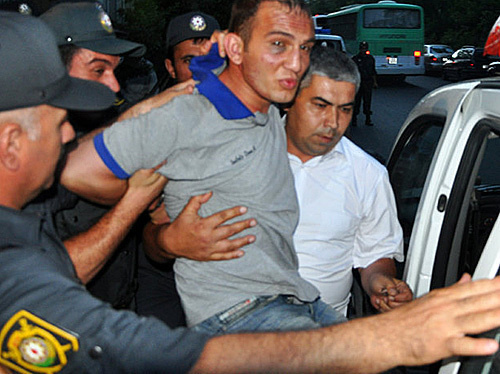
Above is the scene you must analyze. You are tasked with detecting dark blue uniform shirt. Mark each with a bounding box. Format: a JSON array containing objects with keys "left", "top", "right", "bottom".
[{"left": 0, "top": 204, "right": 209, "bottom": 373}]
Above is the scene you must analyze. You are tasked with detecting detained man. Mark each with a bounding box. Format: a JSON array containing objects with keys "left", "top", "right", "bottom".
[{"left": 61, "top": 0, "right": 348, "bottom": 333}]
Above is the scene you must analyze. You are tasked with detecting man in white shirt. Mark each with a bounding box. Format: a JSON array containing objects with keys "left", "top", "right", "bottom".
[{"left": 286, "top": 46, "right": 413, "bottom": 315}]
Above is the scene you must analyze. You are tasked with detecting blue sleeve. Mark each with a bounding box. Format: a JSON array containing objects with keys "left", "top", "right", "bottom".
[{"left": 94, "top": 132, "right": 130, "bottom": 179}]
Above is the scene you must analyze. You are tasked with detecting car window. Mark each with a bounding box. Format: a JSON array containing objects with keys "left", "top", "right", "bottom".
[
  {"left": 431, "top": 46, "right": 450, "bottom": 54},
  {"left": 455, "top": 49, "right": 473, "bottom": 59},
  {"left": 315, "top": 39, "right": 343, "bottom": 51},
  {"left": 453, "top": 133, "right": 500, "bottom": 278},
  {"left": 431, "top": 122, "right": 500, "bottom": 290},
  {"left": 388, "top": 118, "right": 444, "bottom": 253}
]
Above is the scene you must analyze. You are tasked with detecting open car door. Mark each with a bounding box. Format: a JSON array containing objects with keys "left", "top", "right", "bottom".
[
  {"left": 387, "top": 80, "right": 500, "bottom": 372},
  {"left": 388, "top": 80, "right": 500, "bottom": 296}
]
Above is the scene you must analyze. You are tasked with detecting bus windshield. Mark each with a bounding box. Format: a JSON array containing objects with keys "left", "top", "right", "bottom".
[{"left": 363, "top": 8, "right": 421, "bottom": 29}]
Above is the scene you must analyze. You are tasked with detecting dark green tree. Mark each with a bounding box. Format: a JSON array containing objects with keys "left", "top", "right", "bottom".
[
  {"left": 115, "top": 0, "right": 500, "bottom": 70},
  {"left": 441, "top": 0, "right": 500, "bottom": 48},
  {"left": 117, "top": 0, "right": 234, "bottom": 70}
]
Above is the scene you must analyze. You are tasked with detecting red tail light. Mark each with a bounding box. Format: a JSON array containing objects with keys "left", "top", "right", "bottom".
[{"left": 414, "top": 50, "right": 421, "bottom": 65}]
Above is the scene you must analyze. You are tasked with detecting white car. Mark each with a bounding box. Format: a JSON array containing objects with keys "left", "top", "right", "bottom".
[{"left": 386, "top": 77, "right": 500, "bottom": 373}]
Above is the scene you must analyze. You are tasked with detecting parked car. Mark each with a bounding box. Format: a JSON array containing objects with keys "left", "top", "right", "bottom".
[
  {"left": 384, "top": 77, "right": 500, "bottom": 373},
  {"left": 486, "top": 60, "right": 500, "bottom": 76},
  {"left": 314, "top": 34, "right": 346, "bottom": 53},
  {"left": 424, "top": 44, "right": 454, "bottom": 74},
  {"left": 442, "top": 46, "right": 490, "bottom": 81}
]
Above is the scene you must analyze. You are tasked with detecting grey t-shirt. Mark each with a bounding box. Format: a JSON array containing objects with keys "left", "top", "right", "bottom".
[{"left": 97, "top": 71, "right": 319, "bottom": 326}]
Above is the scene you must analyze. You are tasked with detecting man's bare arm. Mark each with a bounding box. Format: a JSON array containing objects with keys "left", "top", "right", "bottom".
[
  {"left": 74, "top": 80, "right": 196, "bottom": 144},
  {"left": 65, "top": 169, "right": 167, "bottom": 283},
  {"left": 118, "top": 80, "right": 195, "bottom": 121},
  {"left": 191, "top": 274, "right": 500, "bottom": 374},
  {"left": 61, "top": 80, "right": 195, "bottom": 205},
  {"left": 143, "top": 191, "right": 257, "bottom": 263},
  {"left": 61, "top": 135, "right": 126, "bottom": 205}
]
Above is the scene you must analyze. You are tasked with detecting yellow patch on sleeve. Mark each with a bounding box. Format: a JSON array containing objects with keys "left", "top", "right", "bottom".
[{"left": 0, "top": 310, "right": 79, "bottom": 374}]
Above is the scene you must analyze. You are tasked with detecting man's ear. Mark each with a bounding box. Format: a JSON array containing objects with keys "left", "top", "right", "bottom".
[
  {"left": 224, "top": 33, "right": 244, "bottom": 65},
  {"left": 165, "top": 58, "right": 176, "bottom": 79},
  {"left": 0, "top": 123, "right": 23, "bottom": 171}
]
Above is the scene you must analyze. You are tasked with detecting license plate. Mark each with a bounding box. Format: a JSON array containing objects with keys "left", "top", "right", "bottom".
[{"left": 387, "top": 56, "right": 398, "bottom": 64}]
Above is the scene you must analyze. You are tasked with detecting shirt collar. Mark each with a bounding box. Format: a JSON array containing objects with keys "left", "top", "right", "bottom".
[
  {"left": 288, "top": 137, "right": 346, "bottom": 165},
  {"left": 323, "top": 137, "right": 346, "bottom": 161},
  {"left": 190, "top": 43, "right": 254, "bottom": 120}
]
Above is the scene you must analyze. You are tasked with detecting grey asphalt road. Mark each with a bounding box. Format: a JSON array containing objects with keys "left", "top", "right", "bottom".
[{"left": 346, "top": 75, "right": 450, "bottom": 163}]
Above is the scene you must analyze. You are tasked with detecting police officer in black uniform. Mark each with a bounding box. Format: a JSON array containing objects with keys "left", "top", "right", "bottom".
[
  {"left": 352, "top": 41, "right": 378, "bottom": 126},
  {"left": 157, "top": 11, "right": 220, "bottom": 91},
  {"left": 0, "top": 13, "right": 209, "bottom": 373},
  {"left": 39, "top": 2, "right": 152, "bottom": 311}
]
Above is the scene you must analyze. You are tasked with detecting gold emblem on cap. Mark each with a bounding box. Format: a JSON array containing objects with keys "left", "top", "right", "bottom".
[
  {"left": 190, "top": 15, "right": 207, "bottom": 32},
  {"left": 18, "top": 3, "right": 32, "bottom": 15},
  {"left": 0, "top": 310, "right": 79, "bottom": 374}
]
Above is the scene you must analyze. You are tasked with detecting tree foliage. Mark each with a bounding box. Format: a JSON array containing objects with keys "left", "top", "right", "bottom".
[
  {"left": 116, "top": 0, "right": 233, "bottom": 68},
  {"left": 117, "top": 0, "right": 500, "bottom": 66},
  {"left": 308, "top": 0, "right": 500, "bottom": 50}
]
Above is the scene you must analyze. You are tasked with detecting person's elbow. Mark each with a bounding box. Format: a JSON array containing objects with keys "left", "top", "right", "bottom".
[{"left": 60, "top": 139, "right": 127, "bottom": 205}]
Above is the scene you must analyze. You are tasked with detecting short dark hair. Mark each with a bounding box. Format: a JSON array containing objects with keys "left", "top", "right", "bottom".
[
  {"left": 228, "top": 0, "right": 311, "bottom": 44},
  {"left": 300, "top": 45, "right": 360, "bottom": 92},
  {"left": 58, "top": 44, "right": 80, "bottom": 69}
]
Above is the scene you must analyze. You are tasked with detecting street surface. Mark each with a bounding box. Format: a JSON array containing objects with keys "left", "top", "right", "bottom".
[{"left": 347, "top": 75, "right": 450, "bottom": 163}]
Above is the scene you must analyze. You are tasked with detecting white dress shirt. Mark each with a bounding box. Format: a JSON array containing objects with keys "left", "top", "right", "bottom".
[{"left": 289, "top": 137, "right": 404, "bottom": 315}]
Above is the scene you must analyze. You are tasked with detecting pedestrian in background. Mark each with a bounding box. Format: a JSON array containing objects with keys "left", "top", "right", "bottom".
[{"left": 352, "top": 41, "right": 377, "bottom": 126}]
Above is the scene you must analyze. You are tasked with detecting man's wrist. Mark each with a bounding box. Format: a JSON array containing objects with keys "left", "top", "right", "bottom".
[{"left": 157, "top": 224, "right": 178, "bottom": 259}]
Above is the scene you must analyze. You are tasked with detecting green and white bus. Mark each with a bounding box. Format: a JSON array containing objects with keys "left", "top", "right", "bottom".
[{"left": 318, "top": 1, "right": 424, "bottom": 77}]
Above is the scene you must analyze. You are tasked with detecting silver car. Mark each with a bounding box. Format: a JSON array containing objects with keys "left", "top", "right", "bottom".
[{"left": 424, "top": 44, "right": 454, "bottom": 74}]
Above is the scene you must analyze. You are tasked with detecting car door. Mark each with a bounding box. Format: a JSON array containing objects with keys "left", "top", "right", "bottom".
[
  {"left": 387, "top": 80, "right": 500, "bottom": 298},
  {"left": 387, "top": 80, "right": 500, "bottom": 373},
  {"left": 438, "top": 209, "right": 500, "bottom": 374}
]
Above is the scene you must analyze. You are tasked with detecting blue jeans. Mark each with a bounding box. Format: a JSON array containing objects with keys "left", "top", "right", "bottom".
[{"left": 192, "top": 295, "right": 347, "bottom": 335}]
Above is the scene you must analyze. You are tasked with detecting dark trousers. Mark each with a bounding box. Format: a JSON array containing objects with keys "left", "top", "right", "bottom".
[
  {"left": 135, "top": 246, "right": 186, "bottom": 328},
  {"left": 354, "top": 80, "right": 374, "bottom": 116}
]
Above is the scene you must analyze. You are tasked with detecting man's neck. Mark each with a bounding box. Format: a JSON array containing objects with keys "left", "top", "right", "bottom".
[
  {"left": 0, "top": 178, "right": 36, "bottom": 210},
  {"left": 219, "top": 65, "right": 271, "bottom": 114},
  {"left": 0, "top": 193, "right": 24, "bottom": 210}
]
